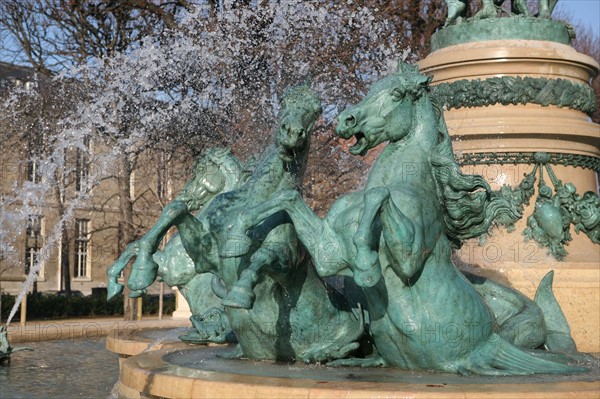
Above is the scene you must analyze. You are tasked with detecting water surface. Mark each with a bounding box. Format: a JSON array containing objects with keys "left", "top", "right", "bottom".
[{"left": 0, "top": 338, "right": 119, "bottom": 398}]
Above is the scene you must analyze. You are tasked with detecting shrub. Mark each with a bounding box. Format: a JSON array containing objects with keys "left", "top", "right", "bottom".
[
  {"left": 1, "top": 293, "right": 16, "bottom": 322},
  {"left": 0, "top": 292, "right": 175, "bottom": 322}
]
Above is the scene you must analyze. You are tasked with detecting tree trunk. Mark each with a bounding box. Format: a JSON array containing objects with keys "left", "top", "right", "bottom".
[
  {"left": 61, "top": 225, "right": 71, "bottom": 294},
  {"left": 117, "top": 153, "right": 139, "bottom": 320},
  {"left": 53, "top": 168, "right": 71, "bottom": 294}
]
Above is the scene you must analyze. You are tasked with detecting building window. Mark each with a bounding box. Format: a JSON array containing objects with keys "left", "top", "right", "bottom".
[
  {"left": 24, "top": 215, "right": 43, "bottom": 275},
  {"left": 157, "top": 152, "right": 169, "bottom": 201},
  {"left": 74, "top": 219, "right": 90, "bottom": 278},
  {"left": 75, "top": 137, "right": 90, "bottom": 191},
  {"left": 27, "top": 159, "right": 41, "bottom": 183},
  {"left": 27, "top": 131, "right": 43, "bottom": 183},
  {"left": 117, "top": 222, "right": 124, "bottom": 279}
]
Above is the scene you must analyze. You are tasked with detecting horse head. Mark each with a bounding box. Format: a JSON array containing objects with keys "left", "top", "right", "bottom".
[
  {"left": 336, "top": 63, "right": 431, "bottom": 156},
  {"left": 179, "top": 147, "right": 243, "bottom": 212},
  {"left": 276, "top": 84, "right": 322, "bottom": 161}
]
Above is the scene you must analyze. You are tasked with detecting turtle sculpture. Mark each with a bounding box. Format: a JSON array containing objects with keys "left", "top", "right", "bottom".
[
  {"left": 0, "top": 326, "right": 32, "bottom": 365},
  {"left": 444, "top": 0, "right": 559, "bottom": 26}
]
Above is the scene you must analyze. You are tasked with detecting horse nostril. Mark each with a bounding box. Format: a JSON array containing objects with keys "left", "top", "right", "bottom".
[{"left": 345, "top": 114, "right": 356, "bottom": 128}]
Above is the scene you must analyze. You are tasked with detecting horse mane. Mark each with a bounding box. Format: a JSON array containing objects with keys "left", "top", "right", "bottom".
[
  {"left": 426, "top": 89, "right": 521, "bottom": 246},
  {"left": 280, "top": 83, "right": 322, "bottom": 117}
]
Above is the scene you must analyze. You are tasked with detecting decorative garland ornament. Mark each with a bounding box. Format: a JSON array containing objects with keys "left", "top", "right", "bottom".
[
  {"left": 458, "top": 152, "right": 600, "bottom": 172},
  {"left": 432, "top": 76, "right": 596, "bottom": 115},
  {"left": 490, "top": 152, "right": 600, "bottom": 259}
]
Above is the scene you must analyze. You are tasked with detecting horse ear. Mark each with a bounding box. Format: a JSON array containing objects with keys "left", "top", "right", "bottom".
[
  {"left": 397, "top": 61, "right": 419, "bottom": 74},
  {"left": 417, "top": 75, "right": 432, "bottom": 88}
]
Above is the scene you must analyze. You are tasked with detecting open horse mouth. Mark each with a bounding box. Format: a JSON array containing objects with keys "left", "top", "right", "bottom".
[{"left": 349, "top": 132, "right": 369, "bottom": 156}]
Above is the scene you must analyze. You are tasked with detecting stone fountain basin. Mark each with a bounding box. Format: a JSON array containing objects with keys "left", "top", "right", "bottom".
[{"left": 119, "top": 345, "right": 600, "bottom": 399}]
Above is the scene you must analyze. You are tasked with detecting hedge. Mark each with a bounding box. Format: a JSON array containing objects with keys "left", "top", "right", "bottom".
[{"left": 0, "top": 292, "right": 175, "bottom": 322}]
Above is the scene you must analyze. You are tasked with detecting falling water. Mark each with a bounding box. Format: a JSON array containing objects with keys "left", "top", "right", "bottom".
[
  {"left": 1, "top": 2, "right": 408, "bottom": 326},
  {"left": 143, "top": 327, "right": 190, "bottom": 352}
]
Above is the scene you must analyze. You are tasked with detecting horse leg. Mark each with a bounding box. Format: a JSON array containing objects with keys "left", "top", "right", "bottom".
[
  {"left": 172, "top": 210, "right": 210, "bottom": 270},
  {"left": 222, "top": 246, "right": 274, "bottom": 309},
  {"left": 379, "top": 198, "right": 425, "bottom": 281},
  {"left": 222, "top": 190, "right": 348, "bottom": 279},
  {"left": 219, "top": 191, "right": 321, "bottom": 309},
  {"left": 219, "top": 190, "right": 351, "bottom": 306},
  {"left": 352, "top": 187, "right": 389, "bottom": 287},
  {"left": 127, "top": 200, "right": 188, "bottom": 293},
  {"left": 107, "top": 241, "right": 139, "bottom": 300},
  {"left": 220, "top": 191, "right": 310, "bottom": 254}
]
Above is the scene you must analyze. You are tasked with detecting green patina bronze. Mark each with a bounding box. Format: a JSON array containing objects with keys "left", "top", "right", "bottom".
[
  {"left": 459, "top": 152, "right": 600, "bottom": 172},
  {"left": 107, "top": 147, "right": 246, "bottom": 343},
  {"left": 153, "top": 234, "right": 235, "bottom": 344},
  {"left": 456, "top": 151, "right": 600, "bottom": 259},
  {"left": 109, "top": 85, "right": 364, "bottom": 363},
  {"left": 519, "top": 153, "right": 600, "bottom": 259},
  {"left": 445, "top": 0, "right": 563, "bottom": 26},
  {"left": 444, "top": 0, "right": 560, "bottom": 27},
  {"left": 432, "top": 77, "right": 596, "bottom": 115},
  {"left": 108, "top": 68, "right": 596, "bottom": 375},
  {"left": 431, "top": 17, "right": 573, "bottom": 51},
  {"left": 217, "top": 64, "right": 591, "bottom": 374},
  {"left": 0, "top": 326, "right": 32, "bottom": 365}
]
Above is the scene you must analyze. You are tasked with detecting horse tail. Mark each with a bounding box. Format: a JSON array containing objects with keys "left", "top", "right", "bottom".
[
  {"left": 488, "top": 337, "right": 587, "bottom": 375},
  {"left": 107, "top": 241, "right": 139, "bottom": 301},
  {"left": 464, "top": 335, "right": 587, "bottom": 375},
  {"left": 534, "top": 271, "right": 578, "bottom": 353}
]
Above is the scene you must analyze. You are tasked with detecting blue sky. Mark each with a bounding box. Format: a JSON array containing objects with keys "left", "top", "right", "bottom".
[{"left": 556, "top": 0, "right": 600, "bottom": 37}]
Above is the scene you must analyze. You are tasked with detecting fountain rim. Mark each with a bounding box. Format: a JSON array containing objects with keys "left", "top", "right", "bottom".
[{"left": 119, "top": 345, "right": 600, "bottom": 399}]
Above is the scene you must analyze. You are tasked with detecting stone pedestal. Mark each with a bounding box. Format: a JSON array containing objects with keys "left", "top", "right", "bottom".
[
  {"left": 171, "top": 287, "right": 192, "bottom": 320},
  {"left": 420, "top": 30, "right": 599, "bottom": 352}
]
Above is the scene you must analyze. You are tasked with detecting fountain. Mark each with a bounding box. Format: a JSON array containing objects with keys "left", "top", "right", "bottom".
[
  {"left": 419, "top": 1, "right": 600, "bottom": 354},
  {"left": 0, "top": 326, "right": 31, "bottom": 365},
  {"left": 0, "top": 1, "right": 596, "bottom": 398},
  {"left": 106, "top": 3, "right": 599, "bottom": 396}
]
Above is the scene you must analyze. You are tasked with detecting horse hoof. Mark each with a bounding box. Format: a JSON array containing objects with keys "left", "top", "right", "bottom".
[
  {"left": 220, "top": 235, "right": 252, "bottom": 258},
  {"left": 128, "top": 256, "right": 159, "bottom": 290},
  {"left": 107, "top": 283, "right": 124, "bottom": 301},
  {"left": 129, "top": 288, "right": 147, "bottom": 298},
  {"left": 223, "top": 286, "right": 255, "bottom": 309}
]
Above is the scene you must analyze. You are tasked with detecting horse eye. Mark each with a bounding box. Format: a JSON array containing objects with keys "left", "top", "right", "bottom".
[{"left": 391, "top": 88, "right": 403, "bottom": 100}]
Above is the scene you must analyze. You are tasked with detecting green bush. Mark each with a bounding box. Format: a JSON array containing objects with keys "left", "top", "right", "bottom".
[
  {"left": 142, "top": 294, "right": 176, "bottom": 315},
  {"left": 1, "top": 293, "right": 16, "bottom": 322},
  {"left": 0, "top": 292, "right": 174, "bottom": 322}
]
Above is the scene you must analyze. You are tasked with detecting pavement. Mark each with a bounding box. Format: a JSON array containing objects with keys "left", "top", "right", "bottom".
[{"left": 5, "top": 316, "right": 190, "bottom": 344}]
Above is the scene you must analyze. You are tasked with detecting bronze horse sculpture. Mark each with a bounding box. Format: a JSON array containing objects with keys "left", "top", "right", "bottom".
[
  {"left": 108, "top": 85, "right": 363, "bottom": 363},
  {"left": 224, "top": 64, "right": 586, "bottom": 375},
  {"left": 107, "top": 147, "right": 245, "bottom": 343},
  {"left": 107, "top": 146, "right": 245, "bottom": 300}
]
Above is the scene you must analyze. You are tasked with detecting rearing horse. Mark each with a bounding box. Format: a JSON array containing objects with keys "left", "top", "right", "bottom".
[
  {"left": 106, "top": 147, "right": 244, "bottom": 299},
  {"left": 224, "top": 64, "right": 585, "bottom": 375},
  {"left": 109, "top": 85, "right": 363, "bottom": 363}
]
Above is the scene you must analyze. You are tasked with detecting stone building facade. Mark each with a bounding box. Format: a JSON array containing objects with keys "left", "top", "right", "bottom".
[{"left": 0, "top": 62, "right": 183, "bottom": 297}]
